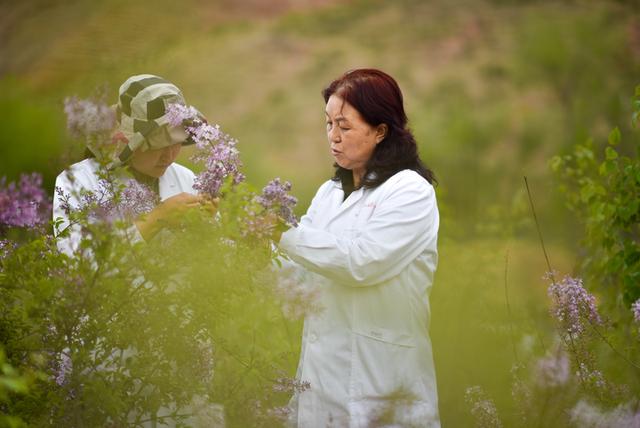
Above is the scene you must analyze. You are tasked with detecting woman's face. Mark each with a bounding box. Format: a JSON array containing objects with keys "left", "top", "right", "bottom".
[
  {"left": 130, "top": 144, "right": 182, "bottom": 178},
  {"left": 325, "top": 95, "right": 386, "bottom": 178}
]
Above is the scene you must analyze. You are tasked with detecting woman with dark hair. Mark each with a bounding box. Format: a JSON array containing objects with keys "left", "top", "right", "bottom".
[{"left": 279, "top": 69, "right": 440, "bottom": 427}]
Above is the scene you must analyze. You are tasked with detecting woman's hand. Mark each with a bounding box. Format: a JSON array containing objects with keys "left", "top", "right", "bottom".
[
  {"left": 199, "top": 196, "right": 220, "bottom": 217},
  {"left": 135, "top": 192, "right": 208, "bottom": 241},
  {"left": 270, "top": 215, "right": 292, "bottom": 243}
]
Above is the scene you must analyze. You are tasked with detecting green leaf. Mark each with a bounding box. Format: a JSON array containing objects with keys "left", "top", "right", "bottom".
[
  {"left": 605, "top": 146, "right": 618, "bottom": 160},
  {"left": 608, "top": 127, "right": 621, "bottom": 146},
  {"left": 599, "top": 160, "right": 616, "bottom": 176},
  {"left": 549, "top": 155, "right": 563, "bottom": 172},
  {"left": 0, "top": 377, "right": 28, "bottom": 394}
]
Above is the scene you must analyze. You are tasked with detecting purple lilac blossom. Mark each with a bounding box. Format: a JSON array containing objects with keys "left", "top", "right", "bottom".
[
  {"left": 266, "top": 406, "right": 293, "bottom": 421},
  {"left": 256, "top": 178, "right": 298, "bottom": 227},
  {"left": 547, "top": 274, "right": 602, "bottom": 337},
  {"left": 193, "top": 140, "right": 245, "bottom": 198},
  {"left": 55, "top": 352, "right": 73, "bottom": 386},
  {"left": 57, "top": 179, "right": 157, "bottom": 224},
  {"left": 465, "top": 386, "right": 503, "bottom": 428},
  {"left": 64, "top": 96, "right": 115, "bottom": 140},
  {"left": 119, "top": 180, "right": 158, "bottom": 219},
  {"left": 272, "top": 377, "right": 311, "bottom": 394},
  {"left": 534, "top": 348, "right": 570, "bottom": 388},
  {"left": 570, "top": 400, "right": 640, "bottom": 428},
  {"left": 165, "top": 103, "right": 200, "bottom": 128},
  {"left": 188, "top": 122, "right": 222, "bottom": 148},
  {"left": 575, "top": 362, "right": 607, "bottom": 392},
  {"left": 275, "top": 269, "right": 323, "bottom": 320},
  {"left": 241, "top": 207, "right": 277, "bottom": 240},
  {"left": 0, "top": 173, "right": 51, "bottom": 229},
  {"left": 56, "top": 181, "right": 117, "bottom": 224},
  {"left": 0, "top": 239, "right": 16, "bottom": 261},
  {"left": 632, "top": 299, "right": 640, "bottom": 325},
  {"left": 165, "top": 103, "right": 223, "bottom": 149}
]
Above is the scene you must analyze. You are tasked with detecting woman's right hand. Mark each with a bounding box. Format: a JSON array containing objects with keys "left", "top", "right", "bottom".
[{"left": 134, "top": 192, "right": 204, "bottom": 241}]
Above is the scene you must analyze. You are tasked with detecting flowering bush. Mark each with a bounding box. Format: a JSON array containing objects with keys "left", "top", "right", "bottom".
[
  {"left": 0, "top": 94, "right": 305, "bottom": 427},
  {"left": 0, "top": 173, "right": 51, "bottom": 231},
  {"left": 464, "top": 85, "right": 640, "bottom": 428}
]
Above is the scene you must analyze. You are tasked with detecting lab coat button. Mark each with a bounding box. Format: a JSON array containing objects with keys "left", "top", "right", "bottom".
[{"left": 308, "top": 333, "right": 318, "bottom": 343}]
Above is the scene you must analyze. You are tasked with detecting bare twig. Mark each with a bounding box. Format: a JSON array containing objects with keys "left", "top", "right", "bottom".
[{"left": 503, "top": 249, "right": 519, "bottom": 364}]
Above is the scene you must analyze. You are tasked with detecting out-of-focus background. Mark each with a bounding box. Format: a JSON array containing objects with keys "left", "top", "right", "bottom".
[{"left": 1, "top": 0, "right": 639, "bottom": 425}]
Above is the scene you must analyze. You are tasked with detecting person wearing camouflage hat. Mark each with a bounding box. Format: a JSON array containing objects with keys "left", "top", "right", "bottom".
[{"left": 53, "top": 74, "right": 211, "bottom": 253}]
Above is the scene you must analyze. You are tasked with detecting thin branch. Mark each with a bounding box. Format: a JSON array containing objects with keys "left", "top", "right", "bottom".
[
  {"left": 503, "top": 249, "right": 519, "bottom": 364},
  {"left": 523, "top": 177, "right": 554, "bottom": 280}
]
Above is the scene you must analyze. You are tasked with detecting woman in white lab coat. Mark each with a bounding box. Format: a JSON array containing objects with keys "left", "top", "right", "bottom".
[
  {"left": 54, "top": 74, "right": 209, "bottom": 254},
  {"left": 279, "top": 69, "right": 440, "bottom": 427}
]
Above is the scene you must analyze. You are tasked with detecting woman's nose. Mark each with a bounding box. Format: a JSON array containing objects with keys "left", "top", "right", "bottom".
[{"left": 328, "top": 126, "right": 340, "bottom": 143}]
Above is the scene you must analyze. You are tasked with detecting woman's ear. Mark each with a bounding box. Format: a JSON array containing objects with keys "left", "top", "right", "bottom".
[{"left": 375, "top": 124, "right": 388, "bottom": 144}]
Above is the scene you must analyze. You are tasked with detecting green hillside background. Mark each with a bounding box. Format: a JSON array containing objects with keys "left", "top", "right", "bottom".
[{"left": 1, "top": 0, "right": 639, "bottom": 425}]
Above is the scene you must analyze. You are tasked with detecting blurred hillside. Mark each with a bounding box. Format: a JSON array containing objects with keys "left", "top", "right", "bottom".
[
  {"left": 1, "top": 0, "right": 640, "bottom": 426},
  {"left": 2, "top": 0, "right": 638, "bottom": 236}
]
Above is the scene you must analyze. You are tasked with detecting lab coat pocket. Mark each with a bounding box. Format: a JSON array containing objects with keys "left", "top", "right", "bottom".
[
  {"left": 353, "top": 327, "right": 415, "bottom": 348},
  {"left": 351, "top": 327, "right": 417, "bottom": 402}
]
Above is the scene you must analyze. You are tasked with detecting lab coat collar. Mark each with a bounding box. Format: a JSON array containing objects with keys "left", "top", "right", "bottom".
[{"left": 326, "top": 187, "right": 365, "bottom": 225}]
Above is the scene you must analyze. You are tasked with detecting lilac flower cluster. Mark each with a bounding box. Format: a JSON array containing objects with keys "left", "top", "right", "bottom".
[
  {"left": 193, "top": 140, "right": 245, "bottom": 199},
  {"left": 266, "top": 405, "right": 294, "bottom": 422},
  {"left": 165, "top": 103, "right": 222, "bottom": 149},
  {"left": 256, "top": 178, "right": 298, "bottom": 227},
  {"left": 241, "top": 208, "right": 277, "bottom": 240},
  {"left": 56, "top": 179, "right": 156, "bottom": 224},
  {"left": 575, "top": 362, "right": 607, "bottom": 393},
  {"left": 569, "top": 399, "right": 640, "bottom": 428},
  {"left": 56, "top": 181, "right": 117, "bottom": 224},
  {"left": 167, "top": 102, "right": 246, "bottom": 197},
  {"left": 119, "top": 180, "right": 158, "bottom": 219},
  {"left": 55, "top": 352, "right": 73, "bottom": 386},
  {"left": 534, "top": 348, "right": 570, "bottom": 388},
  {"left": 272, "top": 377, "right": 311, "bottom": 394},
  {"left": 547, "top": 275, "right": 602, "bottom": 337},
  {"left": 0, "top": 238, "right": 16, "bottom": 261},
  {"left": 275, "top": 268, "right": 323, "bottom": 320},
  {"left": 64, "top": 96, "right": 116, "bottom": 141},
  {"left": 465, "top": 386, "right": 503, "bottom": 428},
  {"left": 165, "top": 103, "right": 200, "bottom": 128},
  {"left": 632, "top": 299, "right": 640, "bottom": 325},
  {"left": 195, "top": 337, "right": 215, "bottom": 386},
  {"left": 0, "top": 173, "right": 51, "bottom": 229}
]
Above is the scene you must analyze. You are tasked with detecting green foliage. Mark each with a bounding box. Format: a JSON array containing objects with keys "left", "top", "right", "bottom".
[
  {"left": 0, "top": 347, "right": 31, "bottom": 428},
  {"left": 550, "top": 87, "right": 640, "bottom": 307},
  {"left": 0, "top": 178, "right": 302, "bottom": 427}
]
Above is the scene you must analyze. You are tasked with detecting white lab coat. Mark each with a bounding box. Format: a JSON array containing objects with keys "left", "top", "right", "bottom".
[
  {"left": 53, "top": 158, "right": 197, "bottom": 254},
  {"left": 279, "top": 169, "right": 440, "bottom": 428}
]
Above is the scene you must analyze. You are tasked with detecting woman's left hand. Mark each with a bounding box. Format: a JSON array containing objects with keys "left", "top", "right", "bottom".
[{"left": 199, "top": 196, "right": 220, "bottom": 217}]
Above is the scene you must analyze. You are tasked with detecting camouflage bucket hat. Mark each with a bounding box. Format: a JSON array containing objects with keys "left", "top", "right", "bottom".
[{"left": 116, "top": 74, "right": 196, "bottom": 164}]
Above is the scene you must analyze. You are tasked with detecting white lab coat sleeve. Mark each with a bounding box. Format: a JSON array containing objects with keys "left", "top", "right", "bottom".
[
  {"left": 279, "top": 178, "right": 437, "bottom": 287},
  {"left": 272, "top": 181, "right": 329, "bottom": 271}
]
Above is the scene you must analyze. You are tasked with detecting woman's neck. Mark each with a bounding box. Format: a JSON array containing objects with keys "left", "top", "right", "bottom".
[
  {"left": 129, "top": 167, "right": 160, "bottom": 194},
  {"left": 352, "top": 168, "right": 365, "bottom": 188}
]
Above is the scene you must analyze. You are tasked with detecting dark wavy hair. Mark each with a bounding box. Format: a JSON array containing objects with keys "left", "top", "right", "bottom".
[{"left": 322, "top": 69, "right": 436, "bottom": 194}]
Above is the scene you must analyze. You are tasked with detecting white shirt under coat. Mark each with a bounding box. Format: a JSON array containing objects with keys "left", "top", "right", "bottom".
[
  {"left": 279, "top": 169, "right": 441, "bottom": 428},
  {"left": 53, "top": 158, "right": 197, "bottom": 255}
]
